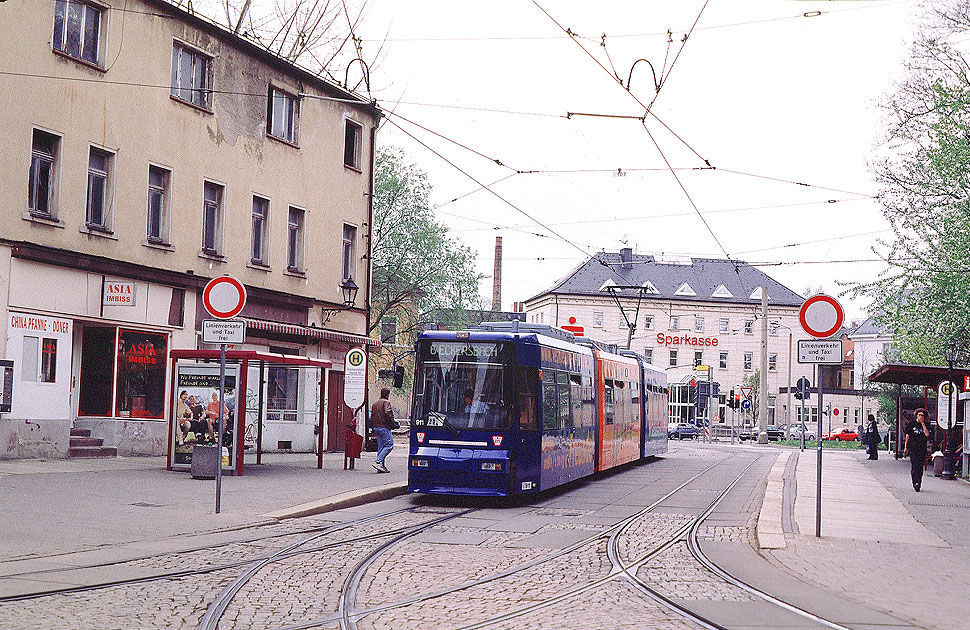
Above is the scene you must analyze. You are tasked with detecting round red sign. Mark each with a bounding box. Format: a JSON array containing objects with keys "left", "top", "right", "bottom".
[
  {"left": 799, "top": 294, "right": 844, "bottom": 338},
  {"left": 202, "top": 276, "right": 247, "bottom": 319}
]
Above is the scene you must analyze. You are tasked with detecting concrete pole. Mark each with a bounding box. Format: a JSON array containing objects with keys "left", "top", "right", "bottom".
[
  {"left": 759, "top": 287, "right": 768, "bottom": 433},
  {"left": 787, "top": 330, "right": 792, "bottom": 428}
]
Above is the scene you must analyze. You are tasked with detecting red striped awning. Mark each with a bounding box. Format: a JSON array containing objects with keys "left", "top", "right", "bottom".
[{"left": 240, "top": 317, "right": 380, "bottom": 347}]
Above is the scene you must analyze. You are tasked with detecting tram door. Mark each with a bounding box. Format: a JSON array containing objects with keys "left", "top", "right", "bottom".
[{"left": 326, "top": 371, "right": 355, "bottom": 452}]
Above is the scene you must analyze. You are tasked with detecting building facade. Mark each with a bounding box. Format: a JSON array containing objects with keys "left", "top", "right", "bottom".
[
  {"left": 524, "top": 250, "right": 875, "bottom": 432},
  {"left": 0, "top": 0, "right": 380, "bottom": 459}
]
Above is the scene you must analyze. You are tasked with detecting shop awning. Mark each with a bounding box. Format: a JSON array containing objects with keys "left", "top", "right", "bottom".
[
  {"left": 169, "top": 349, "right": 332, "bottom": 368},
  {"left": 868, "top": 363, "right": 970, "bottom": 387},
  {"left": 240, "top": 317, "right": 380, "bottom": 348}
]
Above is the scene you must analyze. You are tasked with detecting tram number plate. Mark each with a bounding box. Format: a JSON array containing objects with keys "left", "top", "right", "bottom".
[{"left": 521, "top": 481, "right": 534, "bottom": 490}]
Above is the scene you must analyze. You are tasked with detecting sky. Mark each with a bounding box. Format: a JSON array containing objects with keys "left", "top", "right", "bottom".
[{"left": 201, "top": 0, "right": 920, "bottom": 320}]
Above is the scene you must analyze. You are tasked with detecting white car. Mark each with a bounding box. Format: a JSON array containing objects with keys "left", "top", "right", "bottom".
[{"left": 788, "top": 426, "right": 816, "bottom": 441}]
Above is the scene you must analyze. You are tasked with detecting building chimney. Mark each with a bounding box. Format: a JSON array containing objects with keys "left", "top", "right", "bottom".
[
  {"left": 620, "top": 247, "right": 633, "bottom": 270},
  {"left": 492, "top": 237, "right": 503, "bottom": 312}
]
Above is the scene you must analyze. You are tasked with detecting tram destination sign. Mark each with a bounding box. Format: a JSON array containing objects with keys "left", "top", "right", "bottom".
[{"left": 797, "top": 339, "right": 843, "bottom": 364}]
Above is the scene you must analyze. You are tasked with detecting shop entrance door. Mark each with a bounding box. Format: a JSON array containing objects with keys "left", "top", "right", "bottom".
[{"left": 326, "top": 371, "right": 354, "bottom": 452}]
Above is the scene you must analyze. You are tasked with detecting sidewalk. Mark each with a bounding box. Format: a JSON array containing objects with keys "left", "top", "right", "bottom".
[
  {"left": 756, "top": 447, "right": 970, "bottom": 630},
  {"left": 0, "top": 439, "right": 408, "bottom": 575}
]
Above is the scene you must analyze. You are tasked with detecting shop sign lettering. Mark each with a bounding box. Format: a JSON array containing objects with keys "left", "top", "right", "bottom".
[
  {"left": 656, "top": 333, "right": 719, "bottom": 347},
  {"left": 103, "top": 281, "right": 136, "bottom": 306},
  {"left": 8, "top": 314, "right": 70, "bottom": 334},
  {"left": 124, "top": 341, "right": 158, "bottom": 365}
]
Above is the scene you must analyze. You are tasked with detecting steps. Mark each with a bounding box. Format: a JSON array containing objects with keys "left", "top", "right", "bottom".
[{"left": 68, "top": 428, "right": 117, "bottom": 458}]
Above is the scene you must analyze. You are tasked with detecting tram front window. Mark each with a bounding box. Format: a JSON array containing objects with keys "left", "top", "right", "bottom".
[{"left": 413, "top": 340, "right": 513, "bottom": 430}]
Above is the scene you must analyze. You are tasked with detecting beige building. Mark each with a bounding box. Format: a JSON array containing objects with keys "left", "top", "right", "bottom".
[
  {"left": 524, "top": 250, "right": 875, "bottom": 434},
  {"left": 0, "top": 0, "right": 380, "bottom": 459}
]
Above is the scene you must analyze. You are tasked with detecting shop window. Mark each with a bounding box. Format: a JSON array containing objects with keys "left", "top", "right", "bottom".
[
  {"left": 78, "top": 327, "right": 114, "bottom": 416},
  {"left": 344, "top": 119, "right": 363, "bottom": 169},
  {"left": 115, "top": 329, "right": 167, "bottom": 418},
  {"left": 20, "top": 337, "right": 57, "bottom": 383},
  {"left": 53, "top": 0, "right": 104, "bottom": 66},
  {"left": 29, "top": 129, "right": 59, "bottom": 218},
  {"left": 267, "top": 366, "right": 299, "bottom": 422}
]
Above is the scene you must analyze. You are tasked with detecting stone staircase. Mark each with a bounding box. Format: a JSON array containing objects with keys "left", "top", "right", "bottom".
[{"left": 68, "top": 428, "right": 117, "bottom": 458}]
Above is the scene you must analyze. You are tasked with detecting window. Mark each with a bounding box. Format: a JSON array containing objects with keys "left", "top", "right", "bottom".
[
  {"left": 21, "top": 337, "right": 57, "bottom": 383},
  {"left": 268, "top": 87, "right": 299, "bottom": 144},
  {"left": 170, "top": 43, "right": 211, "bottom": 108},
  {"left": 202, "top": 181, "right": 224, "bottom": 255},
  {"left": 770, "top": 321, "right": 779, "bottom": 336},
  {"left": 744, "top": 352, "right": 753, "bottom": 371},
  {"left": 267, "top": 366, "right": 300, "bottom": 422},
  {"left": 744, "top": 320, "right": 754, "bottom": 334},
  {"left": 769, "top": 354, "right": 778, "bottom": 372},
  {"left": 53, "top": 0, "right": 103, "bottom": 66},
  {"left": 344, "top": 119, "right": 363, "bottom": 169},
  {"left": 644, "top": 348, "right": 653, "bottom": 364},
  {"left": 694, "top": 317, "right": 704, "bottom": 332},
  {"left": 287, "top": 207, "right": 305, "bottom": 272},
  {"left": 115, "top": 329, "right": 167, "bottom": 418},
  {"left": 86, "top": 147, "right": 111, "bottom": 230},
  {"left": 251, "top": 196, "right": 269, "bottom": 265},
  {"left": 719, "top": 352, "right": 728, "bottom": 369},
  {"left": 593, "top": 312, "right": 604, "bottom": 327},
  {"left": 694, "top": 351, "right": 703, "bottom": 367},
  {"left": 29, "top": 129, "right": 59, "bottom": 218},
  {"left": 644, "top": 315, "right": 654, "bottom": 330},
  {"left": 669, "top": 349, "right": 678, "bottom": 367},
  {"left": 719, "top": 318, "right": 729, "bottom": 334},
  {"left": 670, "top": 316, "right": 680, "bottom": 330},
  {"left": 341, "top": 224, "right": 357, "bottom": 280},
  {"left": 381, "top": 318, "right": 398, "bottom": 345},
  {"left": 147, "top": 166, "right": 170, "bottom": 244}
]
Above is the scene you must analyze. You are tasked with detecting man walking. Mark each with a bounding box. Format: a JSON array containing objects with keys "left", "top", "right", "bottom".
[
  {"left": 904, "top": 408, "right": 930, "bottom": 492},
  {"left": 370, "top": 387, "right": 395, "bottom": 473}
]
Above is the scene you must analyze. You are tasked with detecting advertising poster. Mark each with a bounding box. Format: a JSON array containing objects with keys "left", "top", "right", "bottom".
[{"left": 171, "top": 363, "right": 239, "bottom": 470}]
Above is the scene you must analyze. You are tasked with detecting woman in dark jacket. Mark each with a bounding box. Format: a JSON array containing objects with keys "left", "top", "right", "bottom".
[{"left": 864, "top": 414, "right": 879, "bottom": 460}]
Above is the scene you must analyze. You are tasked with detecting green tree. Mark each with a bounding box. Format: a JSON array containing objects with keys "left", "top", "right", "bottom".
[
  {"left": 852, "top": 1, "right": 970, "bottom": 363},
  {"left": 369, "top": 147, "right": 483, "bottom": 338}
]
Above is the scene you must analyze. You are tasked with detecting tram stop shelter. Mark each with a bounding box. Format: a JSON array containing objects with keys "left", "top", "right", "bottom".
[
  {"left": 869, "top": 363, "right": 968, "bottom": 475},
  {"left": 166, "top": 350, "right": 332, "bottom": 476}
]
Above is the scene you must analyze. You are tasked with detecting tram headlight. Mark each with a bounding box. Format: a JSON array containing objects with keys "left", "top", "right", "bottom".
[
  {"left": 480, "top": 462, "right": 503, "bottom": 471},
  {"left": 412, "top": 458, "right": 429, "bottom": 468}
]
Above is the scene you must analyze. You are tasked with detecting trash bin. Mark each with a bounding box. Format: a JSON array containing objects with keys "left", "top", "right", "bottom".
[
  {"left": 932, "top": 452, "right": 944, "bottom": 477},
  {"left": 191, "top": 445, "right": 220, "bottom": 479},
  {"left": 344, "top": 430, "right": 363, "bottom": 469}
]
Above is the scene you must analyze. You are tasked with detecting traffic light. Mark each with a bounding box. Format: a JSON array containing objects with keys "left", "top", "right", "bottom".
[
  {"left": 794, "top": 389, "right": 802, "bottom": 401},
  {"left": 392, "top": 364, "right": 405, "bottom": 388},
  {"left": 728, "top": 389, "right": 736, "bottom": 409}
]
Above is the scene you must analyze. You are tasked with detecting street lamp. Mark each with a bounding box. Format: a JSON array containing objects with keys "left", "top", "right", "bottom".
[
  {"left": 322, "top": 277, "right": 360, "bottom": 325},
  {"left": 943, "top": 339, "right": 958, "bottom": 480}
]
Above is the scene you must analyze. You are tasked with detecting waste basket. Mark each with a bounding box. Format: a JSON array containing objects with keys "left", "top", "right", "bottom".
[
  {"left": 932, "top": 452, "right": 944, "bottom": 477},
  {"left": 344, "top": 430, "right": 363, "bottom": 469},
  {"left": 191, "top": 445, "right": 219, "bottom": 479}
]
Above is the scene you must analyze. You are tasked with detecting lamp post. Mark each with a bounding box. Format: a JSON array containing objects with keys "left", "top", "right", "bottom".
[{"left": 943, "top": 339, "right": 958, "bottom": 480}]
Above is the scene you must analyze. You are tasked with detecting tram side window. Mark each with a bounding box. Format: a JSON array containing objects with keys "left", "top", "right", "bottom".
[
  {"left": 517, "top": 366, "right": 539, "bottom": 430},
  {"left": 604, "top": 379, "right": 615, "bottom": 425},
  {"left": 569, "top": 374, "right": 586, "bottom": 429},
  {"left": 542, "top": 370, "right": 558, "bottom": 430},
  {"left": 557, "top": 371, "right": 571, "bottom": 431}
]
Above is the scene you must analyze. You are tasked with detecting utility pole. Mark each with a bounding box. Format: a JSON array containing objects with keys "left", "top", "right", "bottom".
[{"left": 759, "top": 287, "right": 769, "bottom": 434}]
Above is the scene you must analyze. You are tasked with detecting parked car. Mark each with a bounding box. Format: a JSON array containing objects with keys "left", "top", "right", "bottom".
[
  {"left": 787, "top": 425, "right": 816, "bottom": 441},
  {"left": 668, "top": 422, "right": 699, "bottom": 440},
  {"left": 822, "top": 428, "right": 859, "bottom": 441},
  {"left": 764, "top": 425, "right": 786, "bottom": 441}
]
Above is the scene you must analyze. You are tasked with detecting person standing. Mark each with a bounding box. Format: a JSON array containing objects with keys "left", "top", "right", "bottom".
[
  {"left": 370, "top": 387, "right": 395, "bottom": 473},
  {"left": 864, "top": 414, "right": 879, "bottom": 461},
  {"left": 904, "top": 408, "right": 930, "bottom": 491}
]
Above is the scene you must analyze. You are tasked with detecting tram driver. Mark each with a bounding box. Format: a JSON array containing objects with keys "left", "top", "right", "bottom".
[{"left": 463, "top": 389, "right": 489, "bottom": 428}]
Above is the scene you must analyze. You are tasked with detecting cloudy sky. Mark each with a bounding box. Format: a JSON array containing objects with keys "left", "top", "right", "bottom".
[{"left": 203, "top": 0, "right": 918, "bottom": 319}]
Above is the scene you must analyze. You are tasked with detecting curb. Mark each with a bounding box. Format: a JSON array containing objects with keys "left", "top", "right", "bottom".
[
  {"left": 757, "top": 451, "right": 789, "bottom": 549},
  {"left": 260, "top": 481, "right": 409, "bottom": 520}
]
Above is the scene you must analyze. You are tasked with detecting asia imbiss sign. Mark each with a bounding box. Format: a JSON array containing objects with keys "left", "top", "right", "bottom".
[{"left": 103, "top": 280, "right": 136, "bottom": 306}]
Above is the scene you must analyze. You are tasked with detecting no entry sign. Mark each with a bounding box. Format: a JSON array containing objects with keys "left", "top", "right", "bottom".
[
  {"left": 202, "top": 276, "right": 247, "bottom": 319},
  {"left": 799, "top": 295, "right": 844, "bottom": 338}
]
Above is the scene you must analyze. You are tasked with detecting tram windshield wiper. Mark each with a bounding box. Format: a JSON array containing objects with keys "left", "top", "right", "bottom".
[{"left": 441, "top": 416, "right": 461, "bottom": 437}]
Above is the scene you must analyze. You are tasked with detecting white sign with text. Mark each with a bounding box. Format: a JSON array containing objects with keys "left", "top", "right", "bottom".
[{"left": 797, "top": 339, "right": 843, "bottom": 364}]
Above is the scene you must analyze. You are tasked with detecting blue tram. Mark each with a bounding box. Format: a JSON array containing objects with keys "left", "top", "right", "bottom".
[{"left": 407, "top": 322, "right": 668, "bottom": 496}]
